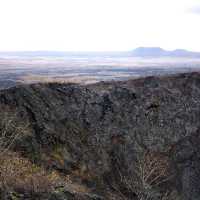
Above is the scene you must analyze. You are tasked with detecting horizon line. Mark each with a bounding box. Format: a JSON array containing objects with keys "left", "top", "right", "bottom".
[{"left": 0, "top": 47, "right": 198, "bottom": 53}]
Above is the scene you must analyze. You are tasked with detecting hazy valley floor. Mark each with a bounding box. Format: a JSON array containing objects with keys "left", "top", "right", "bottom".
[{"left": 1, "top": 55, "right": 200, "bottom": 89}]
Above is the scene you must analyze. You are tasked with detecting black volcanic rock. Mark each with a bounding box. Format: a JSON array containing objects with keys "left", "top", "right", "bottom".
[{"left": 1, "top": 73, "right": 200, "bottom": 199}]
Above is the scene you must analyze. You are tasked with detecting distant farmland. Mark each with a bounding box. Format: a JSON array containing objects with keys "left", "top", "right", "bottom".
[{"left": 0, "top": 54, "right": 200, "bottom": 89}]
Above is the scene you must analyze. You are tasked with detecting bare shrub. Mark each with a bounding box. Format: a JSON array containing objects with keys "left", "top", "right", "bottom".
[
  {"left": 111, "top": 149, "right": 175, "bottom": 200},
  {"left": 0, "top": 106, "right": 29, "bottom": 156}
]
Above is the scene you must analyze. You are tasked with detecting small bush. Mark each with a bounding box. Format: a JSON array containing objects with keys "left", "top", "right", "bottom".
[
  {"left": 0, "top": 152, "right": 64, "bottom": 194},
  {"left": 0, "top": 106, "right": 29, "bottom": 156}
]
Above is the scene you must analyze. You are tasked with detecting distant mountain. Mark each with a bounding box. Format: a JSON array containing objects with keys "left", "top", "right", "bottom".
[
  {"left": 0, "top": 48, "right": 200, "bottom": 58},
  {"left": 131, "top": 47, "right": 166, "bottom": 57},
  {"left": 131, "top": 47, "right": 200, "bottom": 58}
]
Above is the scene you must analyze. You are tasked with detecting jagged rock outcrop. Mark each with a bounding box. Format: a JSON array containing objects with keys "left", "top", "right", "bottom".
[{"left": 1, "top": 72, "right": 200, "bottom": 199}]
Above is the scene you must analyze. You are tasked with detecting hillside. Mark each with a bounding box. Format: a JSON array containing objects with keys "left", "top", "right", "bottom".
[{"left": 1, "top": 72, "right": 200, "bottom": 199}]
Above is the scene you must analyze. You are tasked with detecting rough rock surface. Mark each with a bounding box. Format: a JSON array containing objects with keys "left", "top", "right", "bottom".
[{"left": 1, "top": 72, "right": 200, "bottom": 199}]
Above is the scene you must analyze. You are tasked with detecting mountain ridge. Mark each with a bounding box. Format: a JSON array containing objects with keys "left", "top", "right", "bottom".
[
  {"left": 0, "top": 47, "right": 200, "bottom": 58},
  {"left": 131, "top": 47, "right": 200, "bottom": 57}
]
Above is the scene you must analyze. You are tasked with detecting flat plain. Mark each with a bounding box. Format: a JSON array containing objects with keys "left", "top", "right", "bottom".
[{"left": 1, "top": 54, "right": 200, "bottom": 89}]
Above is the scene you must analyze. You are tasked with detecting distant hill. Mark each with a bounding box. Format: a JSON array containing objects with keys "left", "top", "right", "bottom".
[
  {"left": 132, "top": 47, "right": 166, "bottom": 57},
  {"left": 131, "top": 47, "right": 200, "bottom": 58},
  {"left": 0, "top": 47, "right": 200, "bottom": 58}
]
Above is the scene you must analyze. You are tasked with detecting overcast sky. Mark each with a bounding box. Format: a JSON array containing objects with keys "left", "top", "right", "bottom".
[{"left": 0, "top": 0, "right": 200, "bottom": 51}]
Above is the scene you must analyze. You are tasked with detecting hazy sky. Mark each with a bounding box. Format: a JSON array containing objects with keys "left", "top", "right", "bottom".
[{"left": 0, "top": 0, "right": 200, "bottom": 51}]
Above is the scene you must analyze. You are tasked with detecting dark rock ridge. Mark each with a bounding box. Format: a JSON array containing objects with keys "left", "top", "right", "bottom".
[{"left": 1, "top": 72, "right": 200, "bottom": 199}]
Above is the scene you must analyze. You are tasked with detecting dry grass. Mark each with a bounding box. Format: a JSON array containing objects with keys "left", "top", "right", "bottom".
[
  {"left": 0, "top": 109, "right": 91, "bottom": 197},
  {"left": 0, "top": 152, "right": 67, "bottom": 194},
  {"left": 0, "top": 107, "right": 68, "bottom": 194}
]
